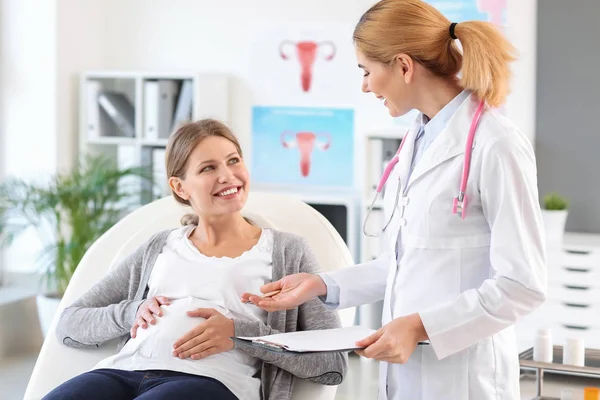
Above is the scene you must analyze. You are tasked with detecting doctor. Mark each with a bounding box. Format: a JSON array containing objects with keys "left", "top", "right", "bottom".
[{"left": 242, "top": 0, "right": 547, "bottom": 399}]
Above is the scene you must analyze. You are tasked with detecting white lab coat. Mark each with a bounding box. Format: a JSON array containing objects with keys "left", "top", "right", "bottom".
[{"left": 326, "top": 94, "right": 547, "bottom": 399}]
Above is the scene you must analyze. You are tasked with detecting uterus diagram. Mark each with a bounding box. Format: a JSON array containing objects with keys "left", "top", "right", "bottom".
[
  {"left": 280, "top": 131, "right": 332, "bottom": 177},
  {"left": 279, "top": 40, "right": 336, "bottom": 92}
]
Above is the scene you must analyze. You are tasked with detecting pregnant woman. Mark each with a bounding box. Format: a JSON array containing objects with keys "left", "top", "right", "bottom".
[{"left": 43, "top": 119, "right": 347, "bottom": 400}]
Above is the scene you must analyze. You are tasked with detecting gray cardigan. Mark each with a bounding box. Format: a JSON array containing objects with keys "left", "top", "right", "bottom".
[{"left": 56, "top": 228, "right": 347, "bottom": 400}]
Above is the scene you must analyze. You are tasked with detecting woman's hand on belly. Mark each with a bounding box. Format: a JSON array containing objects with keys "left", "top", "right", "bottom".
[
  {"left": 172, "top": 308, "right": 235, "bottom": 360},
  {"left": 131, "top": 296, "right": 171, "bottom": 338}
]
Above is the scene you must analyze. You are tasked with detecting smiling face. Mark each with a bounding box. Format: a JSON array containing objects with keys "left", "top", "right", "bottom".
[
  {"left": 357, "top": 49, "right": 417, "bottom": 118},
  {"left": 169, "top": 135, "right": 249, "bottom": 217}
]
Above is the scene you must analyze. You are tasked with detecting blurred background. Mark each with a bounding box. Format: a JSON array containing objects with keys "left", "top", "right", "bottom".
[{"left": 0, "top": 0, "right": 598, "bottom": 399}]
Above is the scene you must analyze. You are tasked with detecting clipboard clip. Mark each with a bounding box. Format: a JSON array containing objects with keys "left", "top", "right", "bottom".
[
  {"left": 253, "top": 339, "right": 290, "bottom": 352},
  {"left": 231, "top": 336, "right": 292, "bottom": 353}
]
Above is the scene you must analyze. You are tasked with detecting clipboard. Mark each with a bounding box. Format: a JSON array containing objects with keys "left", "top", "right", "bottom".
[{"left": 231, "top": 326, "right": 430, "bottom": 355}]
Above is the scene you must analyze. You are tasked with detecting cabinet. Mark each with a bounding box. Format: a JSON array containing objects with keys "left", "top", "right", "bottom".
[
  {"left": 79, "top": 71, "right": 229, "bottom": 205},
  {"left": 356, "top": 129, "right": 405, "bottom": 329},
  {"left": 359, "top": 130, "right": 403, "bottom": 264},
  {"left": 517, "top": 233, "right": 600, "bottom": 350}
]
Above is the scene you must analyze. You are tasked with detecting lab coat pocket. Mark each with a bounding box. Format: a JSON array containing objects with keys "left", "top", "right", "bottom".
[
  {"left": 466, "top": 339, "right": 495, "bottom": 399},
  {"left": 421, "top": 343, "right": 467, "bottom": 399},
  {"left": 466, "top": 334, "right": 520, "bottom": 400}
]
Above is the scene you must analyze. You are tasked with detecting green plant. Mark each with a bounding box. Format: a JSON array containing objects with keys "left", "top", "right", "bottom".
[
  {"left": 0, "top": 154, "right": 150, "bottom": 296},
  {"left": 543, "top": 193, "right": 569, "bottom": 211}
]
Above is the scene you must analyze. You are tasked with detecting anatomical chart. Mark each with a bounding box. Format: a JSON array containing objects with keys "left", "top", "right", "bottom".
[
  {"left": 279, "top": 39, "right": 336, "bottom": 93},
  {"left": 248, "top": 23, "right": 360, "bottom": 106},
  {"left": 251, "top": 106, "right": 354, "bottom": 188}
]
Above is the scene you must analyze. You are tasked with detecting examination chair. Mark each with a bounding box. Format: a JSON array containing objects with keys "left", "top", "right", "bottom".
[{"left": 24, "top": 192, "right": 356, "bottom": 400}]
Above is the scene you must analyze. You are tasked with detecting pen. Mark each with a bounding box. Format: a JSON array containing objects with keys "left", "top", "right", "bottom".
[
  {"left": 261, "top": 289, "right": 282, "bottom": 298},
  {"left": 246, "top": 289, "right": 288, "bottom": 304}
]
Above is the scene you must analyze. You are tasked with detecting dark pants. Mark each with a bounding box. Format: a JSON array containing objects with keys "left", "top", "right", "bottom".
[{"left": 42, "top": 369, "right": 239, "bottom": 400}]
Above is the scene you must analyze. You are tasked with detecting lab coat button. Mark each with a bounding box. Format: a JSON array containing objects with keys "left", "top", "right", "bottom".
[
  {"left": 402, "top": 197, "right": 410, "bottom": 206},
  {"left": 399, "top": 218, "right": 407, "bottom": 226}
]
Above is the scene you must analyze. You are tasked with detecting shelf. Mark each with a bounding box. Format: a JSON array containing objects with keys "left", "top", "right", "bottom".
[
  {"left": 141, "top": 139, "right": 169, "bottom": 147},
  {"left": 87, "top": 136, "right": 137, "bottom": 146},
  {"left": 520, "top": 345, "right": 600, "bottom": 378},
  {"left": 84, "top": 70, "right": 199, "bottom": 80},
  {"left": 564, "top": 232, "right": 600, "bottom": 252},
  {"left": 364, "top": 126, "right": 406, "bottom": 140},
  {"left": 0, "top": 285, "right": 38, "bottom": 306},
  {"left": 79, "top": 70, "right": 230, "bottom": 209}
]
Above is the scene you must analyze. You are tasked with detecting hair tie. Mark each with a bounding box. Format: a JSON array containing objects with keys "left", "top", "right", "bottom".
[{"left": 449, "top": 22, "right": 458, "bottom": 40}]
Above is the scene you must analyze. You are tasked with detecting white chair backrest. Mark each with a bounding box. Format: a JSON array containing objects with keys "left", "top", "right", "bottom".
[
  {"left": 110, "top": 193, "right": 354, "bottom": 281},
  {"left": 24, "top": 191, "right": 356, "bottom": 400}
]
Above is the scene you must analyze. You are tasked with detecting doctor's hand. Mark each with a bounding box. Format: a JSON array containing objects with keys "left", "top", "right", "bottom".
[
  {"left": 355, "top": 313, "right": 429, "bottom": 364},
  {"left": 172, "top": 308, "right": 234, "bottom": 360},
  {"left": 130, "top": 296, "right": 171, "bottom": 338},
  {"left": 241, "top": 273, "right": 327, "bottom": 312}
]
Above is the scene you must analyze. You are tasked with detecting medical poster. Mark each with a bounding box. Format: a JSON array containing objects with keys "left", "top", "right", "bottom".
[
  {"left": 251, "top": 106, "right": 354, "bottom": 188},
  {"left": 248, "top": 22, "right": 360, "bottom": 107},
  {"left": 427, "top": 0, "right": 507, "bottom": 27}
]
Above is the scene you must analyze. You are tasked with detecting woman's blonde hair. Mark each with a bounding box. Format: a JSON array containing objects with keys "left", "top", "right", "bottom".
[
  {"left": 353, "top": 0, "right": 517, "bottom": 108},
  {"left": 165, "top": 119, "right": 243, "bottom": 226}
]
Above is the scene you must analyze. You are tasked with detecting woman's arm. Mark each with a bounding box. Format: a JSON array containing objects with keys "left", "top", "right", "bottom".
[
  {"left": 233, "top": 238, "right": 347, "bottom": 385},
  {"left": 56, "top": 236, "right": 155, "bottom": 348},
  {"left": 233, "top": 304, "right": 346, "bottom": 385}
]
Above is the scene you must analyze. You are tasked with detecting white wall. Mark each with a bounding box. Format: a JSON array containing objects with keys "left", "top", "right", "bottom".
[
  {"left": 0, "top": 0, "right": 57, "bottom": 178},
  {"left": 506, "top": 0, "right": 537, "bottom": 143},
  {"left": 0, "top": 1, "right": 4, "bottom": 283},
  {"left": 54, "top": 0, "right": 538, "bottom": 165},
  {"left": 56, "top": 0, "right": 111, "bottom": 173},
  {"left": 0, "top": 0, "right": 57, "bottom": 274},
  {"left": 55, "top": 0, "right": 377, "bottom": 169}
]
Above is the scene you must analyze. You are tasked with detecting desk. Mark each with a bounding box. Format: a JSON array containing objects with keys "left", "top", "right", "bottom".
[
  {"left": 516, "top": 232, "right": 600, "bottom": 399},
  {"left": 520, "top": 373, "right": 600, "bottom": 400},
  {"left": 0, "top": 286, "right": 43, "bottom": 359},
  {"left": 516, "top": 232, "right": 600, "bottom": 352}
]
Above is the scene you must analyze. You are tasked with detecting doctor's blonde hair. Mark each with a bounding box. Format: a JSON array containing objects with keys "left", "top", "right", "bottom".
[
  {"left": 354, "top": 0, "right": 517, "bottom": 108},
  {"left": 165, "top": 119, "right": 244, "bottom": 226}
]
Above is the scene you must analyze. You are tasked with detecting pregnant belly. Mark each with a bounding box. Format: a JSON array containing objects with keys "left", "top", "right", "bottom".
[{"left": 125, "top": 297, "right": 233, "bottom": 360}]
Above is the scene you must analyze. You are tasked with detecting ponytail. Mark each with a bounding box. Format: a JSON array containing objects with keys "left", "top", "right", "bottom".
[
  {"left": 451, "top": 21, "right": 517, "bottom": 108},
  {"left": 353, "top": 0, "right": 518, "bottom": 108},
  {"left": 181, "top": 213, "right": 199, "bottom": 226}
]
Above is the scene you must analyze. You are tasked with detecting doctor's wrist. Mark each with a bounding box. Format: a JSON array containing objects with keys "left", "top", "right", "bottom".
[
  {"left": 411, "top": 313, "right": 429, "bottom": 342},
  {"left": 311, "top": 274, "right": 328, "bottom": 297}
]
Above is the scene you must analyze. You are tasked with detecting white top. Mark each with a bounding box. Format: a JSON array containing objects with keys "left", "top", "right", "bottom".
[{"left": 93, "top": 225, "right": 274, "bottom": 400}]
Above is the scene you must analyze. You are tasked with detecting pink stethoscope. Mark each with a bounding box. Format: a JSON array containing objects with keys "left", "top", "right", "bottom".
[{"left": 363, "top": 100, "right": 485, "bottom": 237}]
